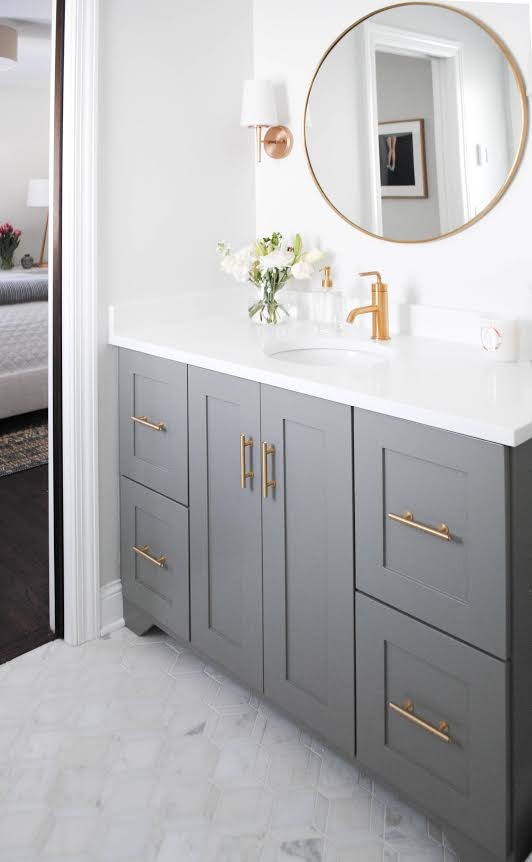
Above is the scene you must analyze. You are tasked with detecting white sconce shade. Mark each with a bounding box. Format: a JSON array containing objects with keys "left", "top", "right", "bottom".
[
  {"left": 27, "top": 179, "right": 49, "bottom": 208},
  {"left": 240, "top": 79, "right": 279, "bottom": 128},
  {"left": 0, "top": 24, "right": 17, "bottom": 71}
]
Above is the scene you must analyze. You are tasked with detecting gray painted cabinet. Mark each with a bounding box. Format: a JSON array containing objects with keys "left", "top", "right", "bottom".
[
  {"left": 261, "top": 385, "right": 355, "bottom": 757},
  {"left": 120, "top": 476, "right": 189, "bottom": 641},
  {"left": 188, "top": 367, "right": 263, "bottom": 691},
  {"left": 356, "top": 593, "right": 508, "bottom": 858},
  {"left": 117, "top": 348, "right": 532, "bottom": 862},
  {"left": 188, "top": 372, "right": 355, "bottom": 755},
  {"left": 119, "top": 349, "right": 188, "bottom": 505},
  {"left": 354, "top": 409, "right": 508, "bottom": 658}
]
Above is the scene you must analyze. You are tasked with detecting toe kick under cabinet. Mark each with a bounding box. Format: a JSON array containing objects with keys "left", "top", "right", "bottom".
[{"left": 118, "top": 348, "right": 532, "bottom": 862}]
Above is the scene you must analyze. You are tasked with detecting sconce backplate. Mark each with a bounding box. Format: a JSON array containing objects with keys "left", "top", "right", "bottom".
[{"left": 264, "top": 125, "right": 293, "bottom": 159}]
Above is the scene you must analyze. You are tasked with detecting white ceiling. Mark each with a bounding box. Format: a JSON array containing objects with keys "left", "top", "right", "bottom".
[{"left": 0, "top": 1, "right": 51, "bottom": 85}]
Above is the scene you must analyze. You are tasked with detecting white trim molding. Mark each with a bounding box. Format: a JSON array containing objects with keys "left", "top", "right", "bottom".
[
  {"left": 100, "top": 580, "right": 125, "bottom": 637},
  {"left": 61, "top": 0, "right": 101, "bottom": 645},
  {"left": 363, "top": 22, "right": 469, "bottom": 236}
]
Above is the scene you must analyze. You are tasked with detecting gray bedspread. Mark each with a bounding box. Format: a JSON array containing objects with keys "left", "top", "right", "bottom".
[{"left": 0, "top": 274, "right": 48, "bottom": 306}]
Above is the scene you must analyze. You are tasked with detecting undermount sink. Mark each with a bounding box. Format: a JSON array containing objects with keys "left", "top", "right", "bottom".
[
  {"left": 269, "top": 345, "right": 388, "bottom": 368},
  {"left": 263, "top": 330, "right": 392, "bottom": 369}
]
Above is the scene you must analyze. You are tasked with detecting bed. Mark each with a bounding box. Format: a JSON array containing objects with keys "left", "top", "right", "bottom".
[{"left": 0, "top": 270, "right": 48, "bottom": 420}]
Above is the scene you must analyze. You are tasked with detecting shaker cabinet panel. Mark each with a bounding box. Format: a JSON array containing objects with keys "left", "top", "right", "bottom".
[
  {"left": 356, "top": 594, "right": 508, "bottom": 858},
  {"left": 354, "top": 409, "right": 509, "bottom": 658},
  {"left": 188, "top": 367, "right": 263, "bottom": 691},
  {"left": 261, "top": 386, "right": 355, "bottom": 756},
  {"left": 120, "top": 477, "right": 190, "bottom": 641},
  {"left": 119, "top": 349, "right": 188, "bottom": 505}
]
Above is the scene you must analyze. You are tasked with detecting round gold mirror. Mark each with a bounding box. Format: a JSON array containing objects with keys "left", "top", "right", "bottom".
[{"left": 304, "top": 2, "right": 528, "bottom": 243}]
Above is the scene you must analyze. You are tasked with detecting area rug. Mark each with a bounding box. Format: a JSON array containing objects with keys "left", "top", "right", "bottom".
[{"left": 0, "top": 415, "right": 48, "bottom": 478}]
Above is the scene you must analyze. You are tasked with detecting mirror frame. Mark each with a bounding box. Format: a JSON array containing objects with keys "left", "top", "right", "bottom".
[{"left": 304, "top": 1, "right": 529, "bottom": 244}]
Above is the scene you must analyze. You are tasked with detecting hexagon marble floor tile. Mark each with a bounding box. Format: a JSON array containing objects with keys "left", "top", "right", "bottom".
[{"left": 0, "top": 628, "right": 461, "bottom": 862}]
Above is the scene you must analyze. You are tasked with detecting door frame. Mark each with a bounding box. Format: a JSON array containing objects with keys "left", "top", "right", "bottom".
[
  {"left": 50, "top": 0, "right": 65, "bottom": 637},
  {"left": 363, "top": 22, "right": 470, "bottom": 235},
  {"left": 61, "top": 0, "right": 101, "bottom": 645}
]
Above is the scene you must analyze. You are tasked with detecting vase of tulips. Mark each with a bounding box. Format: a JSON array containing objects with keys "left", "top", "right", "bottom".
[
  {"left": 0, "top": 223, "right": 21, "bottom": 270},
  {"left": 217, "top": 232, "right": 324, "bottom": 325}
]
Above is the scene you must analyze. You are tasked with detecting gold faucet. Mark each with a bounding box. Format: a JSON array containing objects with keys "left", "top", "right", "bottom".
[{"left": 346, "top": 271, "right": 390, "bottom": 341}]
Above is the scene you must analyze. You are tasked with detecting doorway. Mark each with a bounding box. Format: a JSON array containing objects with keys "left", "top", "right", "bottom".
[{"left": 0, "top": 0, "right": 63, "bottom": 663}]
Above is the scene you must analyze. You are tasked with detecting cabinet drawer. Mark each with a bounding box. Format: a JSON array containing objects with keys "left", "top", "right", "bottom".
[
  {"left": 354, "top": 409, "right": 508, "bottom": 658},
  {"left": 356, "top": 594, "right": 508, "bottom": 857},
  {"left": 119, "top": 349, "right": 188, "bottom": 504},
  {"left": 120, "top": 477, "right": 189, "bottom": 641}
]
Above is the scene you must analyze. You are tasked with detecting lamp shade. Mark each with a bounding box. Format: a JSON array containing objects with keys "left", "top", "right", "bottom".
[
  {"left": 240, "top": 79, "right": 278, "bottom": 128},
  {"left": 27, "top": 179, "right": 49, "bottom": 208},
  {"left": 0, "top": 25, "right": 17, "bottom": 71}
]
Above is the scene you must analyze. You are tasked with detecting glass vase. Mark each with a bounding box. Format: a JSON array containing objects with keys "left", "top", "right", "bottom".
[
  {"left": 248, "top": 280, "right": 290, "bottom": 326},
  {"left": 0, "top": 254, "right": 14, "bottom": 271}
]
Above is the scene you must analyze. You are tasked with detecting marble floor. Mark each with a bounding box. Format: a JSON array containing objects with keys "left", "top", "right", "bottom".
[{"left": 0, "top": 627, "right": 460, "bottom": 862}]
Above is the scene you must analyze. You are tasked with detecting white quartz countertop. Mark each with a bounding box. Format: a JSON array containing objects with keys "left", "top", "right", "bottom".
[{"left": 109, "top": 295, "right": 532, "bottom": 447}]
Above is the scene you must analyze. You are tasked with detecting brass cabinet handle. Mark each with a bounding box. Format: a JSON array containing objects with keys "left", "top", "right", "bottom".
[
  {"left": 388, "top": 510, "right": 451, "bottom": 542},
  {"left": 130, "top": 415, "right": 167, "bottom": 432},
  {"left": 261, "top": 442, "right": 276, "bottom": 499},
  {"left": 240, "top": 435, "right": 254, "bottom": 489},
  {"left": 389, "top": 699, "right": 451, "bottom": 743},
  {"left": 133, "top": 544, "right": 167, "bottom": 569}
]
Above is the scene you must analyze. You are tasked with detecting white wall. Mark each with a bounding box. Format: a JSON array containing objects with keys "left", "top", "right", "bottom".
[
  {"left": 0, "top": 82, "right": 50, "bottom": 262},
  {"left": 98, "top": 0, "right": 255, "bottom": 586},
  {"left": 253, "top": 0, "right": 532, "bottom": 314},
  {"left": 306, "top": 26, "right": 372, "bottom": 228}
]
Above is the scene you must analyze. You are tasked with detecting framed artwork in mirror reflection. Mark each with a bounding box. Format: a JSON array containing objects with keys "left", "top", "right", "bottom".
[{"left": 379, "top": 119, "right": 427, "bottom": 198}]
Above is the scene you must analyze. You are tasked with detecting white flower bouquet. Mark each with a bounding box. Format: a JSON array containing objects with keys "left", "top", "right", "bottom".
[{"left": 217, "top": 232, "right": 325, "bottom": 324}]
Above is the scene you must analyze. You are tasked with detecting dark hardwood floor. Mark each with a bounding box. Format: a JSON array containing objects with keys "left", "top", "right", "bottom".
[{"left": 0, "top": 437, "right": 53, "bottom": 664}]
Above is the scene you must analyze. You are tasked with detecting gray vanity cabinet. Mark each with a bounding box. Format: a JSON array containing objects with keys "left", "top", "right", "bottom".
[
  {"left": 354, "top": 409, "right": 508, "bottom": 659},
  {"left": 356, "top": 594, "right": 508, "bottom": 858},
  {"left": 188, "top": 372, "right": 355, "bottom": 754},
  {"left": 118, "top": 347, "right": 532, "bottom": 862},
  {"left": 261, "top": 386, "right": 355, "bottom": 757},
  {"left": 188, "top": 367, "right": 263, "bottom": 690},
  {"left": 119, "top": 349, "right": 188, "bottom": 505},
  {"left": 120, "top": 476, "right": 190, "bottom": 641}
]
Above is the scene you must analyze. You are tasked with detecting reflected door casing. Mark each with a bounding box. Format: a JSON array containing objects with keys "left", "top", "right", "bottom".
[
  {"left": 262, "top": 385, "right": 355, "bottom": 756},
  {"left": 188, "top": 367, "right": 263, "bottom": 691}
]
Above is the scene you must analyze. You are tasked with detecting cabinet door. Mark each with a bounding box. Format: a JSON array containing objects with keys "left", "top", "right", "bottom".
[
  {"left": 356, "top": 594, "right": 508, "bottom": 858},
  {"left": 189, "top": 367, "right": 263, "bottom": 690},
  {"left": 119, "top": 349, "right": 188, "bottom": 505},
  {"left": 120, "top": 477, "right": 190, "bottom": 641},
  {"left": 354, "top": 409, "right": 509, "bottom": 658},
  {"left": 261, "top": 386, "right": 355, "bottom": 756}
]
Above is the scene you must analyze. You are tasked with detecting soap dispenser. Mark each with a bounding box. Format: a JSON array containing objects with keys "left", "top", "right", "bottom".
[{"left": 318, "top": 266, "right": 341, "bottom": 328}]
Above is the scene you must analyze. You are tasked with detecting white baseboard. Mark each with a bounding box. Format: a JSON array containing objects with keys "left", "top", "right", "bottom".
[{"left": 100, "top": 579, "right": 124, "bottom": 636}]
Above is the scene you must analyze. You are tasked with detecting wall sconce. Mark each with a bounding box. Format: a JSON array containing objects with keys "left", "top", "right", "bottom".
[{"left": 240, "top": 79, "right": 293, "bottom": 163}]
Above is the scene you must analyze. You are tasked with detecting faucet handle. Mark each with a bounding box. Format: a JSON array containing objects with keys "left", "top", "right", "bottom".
[{"left": 359, "top": 271, "right": 383, "bottom": 284}]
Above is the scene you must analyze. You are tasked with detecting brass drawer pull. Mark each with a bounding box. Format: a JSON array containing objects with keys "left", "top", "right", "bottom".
[
  {"left": 389, "top": 699, "right": 451, "bottom": 743},
  {"left": 261, "top": 442, "right": 276, "bottom": 498},
  {"left": 388, "top": 510, "right": 451, "bottom": 541},
  {"left": 133, "top": 544, "right": 167, "bottom": 569},
  {"left": 240, "top": 435, "right": 254, "bottom": 489},
  {"left": 130, "top": 415, "right": 167, "bottom": 432}
]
